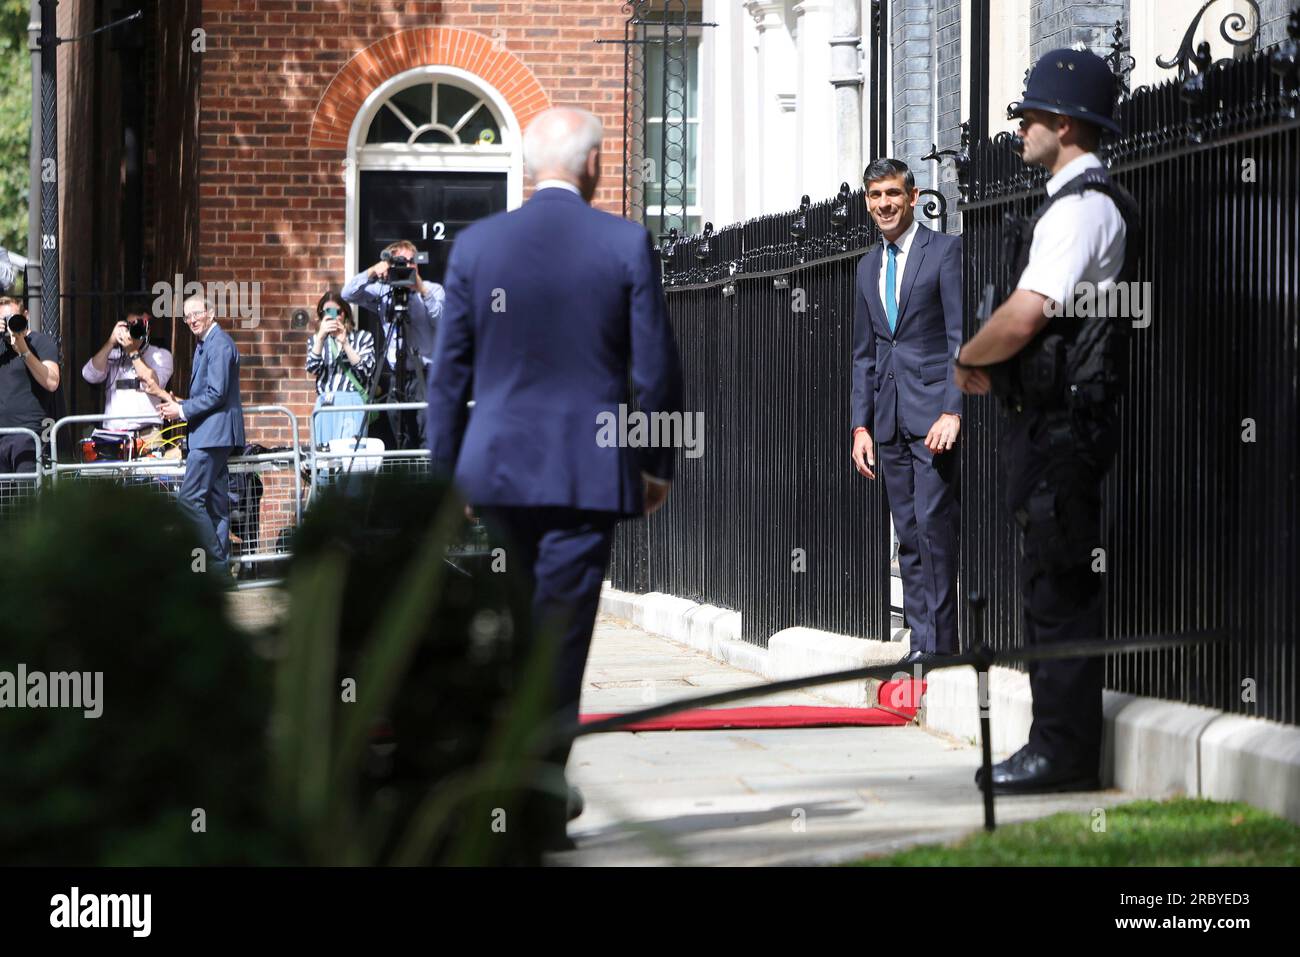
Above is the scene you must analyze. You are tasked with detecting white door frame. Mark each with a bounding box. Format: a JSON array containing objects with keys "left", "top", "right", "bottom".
[{"left": 345, "top": 65, "right": 523, "bottom": 274}]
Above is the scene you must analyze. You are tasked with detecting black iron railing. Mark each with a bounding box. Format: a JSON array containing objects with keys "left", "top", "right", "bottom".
[{"left": 609, "top": 11, "right": 1300, "bottom": 724}]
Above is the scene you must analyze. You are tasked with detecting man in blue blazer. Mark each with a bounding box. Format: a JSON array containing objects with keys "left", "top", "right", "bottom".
[
  {"left": 850, "top": 159, "right": 963, "bottom": 662},
  {"left": 161, "top": 296, "right": 245, "bottom": 580},
  {"left": 426, "top": 107, "right": 683, "bottom": 841}
]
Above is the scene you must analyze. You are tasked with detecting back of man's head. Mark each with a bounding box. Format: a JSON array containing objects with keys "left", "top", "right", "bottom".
[{"left": 523, "top": 107, "right": 603, "bottom": 185}]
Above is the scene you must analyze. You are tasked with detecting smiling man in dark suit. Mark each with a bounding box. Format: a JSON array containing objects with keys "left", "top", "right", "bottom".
[
  {"left": 161, "top": 296, "right": 245, "bottom": 582},
  {"left": 850, "top": 158, "right": 964, "bottom": 663}
]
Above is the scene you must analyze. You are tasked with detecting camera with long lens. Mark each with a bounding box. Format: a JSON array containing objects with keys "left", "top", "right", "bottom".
[
  {"left": 1, "top": 313, "right": 27, "bottom": 336},
  {"left": 126, "top": 318, "right": 148, "bottom": 341},
  {"left": 380, "top": 249, "right": 429, "bottom": 291}
]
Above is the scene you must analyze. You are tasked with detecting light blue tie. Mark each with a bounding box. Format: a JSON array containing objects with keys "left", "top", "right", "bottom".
[{"left": 885, "top": 242, "right": 900, "bottom": 333}]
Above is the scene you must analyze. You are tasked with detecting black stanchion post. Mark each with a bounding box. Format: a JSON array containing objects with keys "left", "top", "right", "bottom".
[{"left": 969, "top": 591, "right": 996, "bottom": 831}]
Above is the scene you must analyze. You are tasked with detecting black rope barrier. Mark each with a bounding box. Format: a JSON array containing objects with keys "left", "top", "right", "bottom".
[
  {"left": 546, "top": 607, "right": 1229, "bottom": 831},
  {"left": 564, "top": 629, "right": 1227, "bottom": 741}
]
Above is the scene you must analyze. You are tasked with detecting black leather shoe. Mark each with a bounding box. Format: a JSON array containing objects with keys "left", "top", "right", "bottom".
[
  {"left": 566, "top": 784, "right": 585, "bottom": 822},
  {"left": 897, "top": 651, "right": 926, "bottom": 667},
  {"left": 974, "top": 747, "right": 1100, "bottom": 794}
]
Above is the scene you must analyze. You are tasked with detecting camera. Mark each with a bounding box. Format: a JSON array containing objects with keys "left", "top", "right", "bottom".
[
  {"left": 2, "top": 313, "right": 27, "bottom": 335},
  {"left": 381, "top": 249, "right": 430, "bottom": 290},
  {"left": 127, "top": 318, "right": 147, "bottom": 341}
]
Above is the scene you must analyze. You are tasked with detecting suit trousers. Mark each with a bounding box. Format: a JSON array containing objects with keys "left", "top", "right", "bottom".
[
  {"left": 479, "top": 506, "right": 619, "bottom": 771},
  {"left": 877, "top": 425, "right": 960, "bottom": 654},
  {"left": 180, "top": 445, "right": 233, "bottom": 574}
]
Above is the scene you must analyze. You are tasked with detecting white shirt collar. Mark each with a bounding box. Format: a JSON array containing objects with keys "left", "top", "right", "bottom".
[
  {"left": 198, "top": 322, "right": 217, "bottom": 342},
  {"left": 535, "top": 179, "right": 582, "bottom": 196},
  {"left": 1046, "top": 152, "right": 1104, "bottom": 196},
  {"left": 882, "top": 217, "right": 921, "bottom": 256}
]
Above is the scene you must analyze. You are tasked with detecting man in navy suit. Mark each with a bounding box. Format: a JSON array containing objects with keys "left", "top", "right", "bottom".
[
  {"left": 161, "top": 296, "right": 245, "bottom": 580},
  {"left": 426, "top": 107, "right": 683, "bottom": 843},
  {"left": 850, "top": 159, "right": 963, "bottom": 662}
]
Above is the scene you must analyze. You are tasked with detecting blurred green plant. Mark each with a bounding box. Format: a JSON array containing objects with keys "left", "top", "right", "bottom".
[
  {"left": 0, "top": 475, "right": 563, "bottom": 865},
  {"left": 0, "top": 481, "right": 283, "bottom": 864},
  {"left": 277, "top": 475, "right": 565, "bottom": 865}
]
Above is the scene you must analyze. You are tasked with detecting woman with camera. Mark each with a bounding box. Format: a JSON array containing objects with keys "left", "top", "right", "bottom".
[{"left": 307, "top": 291, "right": 376, "bottom": 448}]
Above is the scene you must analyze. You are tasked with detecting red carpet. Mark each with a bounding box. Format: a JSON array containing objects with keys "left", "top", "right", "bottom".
[{"left": 581, "top": 677, "right": 926, "bottom": 732}]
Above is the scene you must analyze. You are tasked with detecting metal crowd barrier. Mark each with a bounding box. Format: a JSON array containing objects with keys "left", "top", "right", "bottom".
[
  {"left": 0, "top": 427, "right": 43, "bottom": 520},
  {"left": 307, "top": 401, "right": 431, "bottom": 506},
  {"left": 48, "top": 406, "right": 304, "bottom": 581}
]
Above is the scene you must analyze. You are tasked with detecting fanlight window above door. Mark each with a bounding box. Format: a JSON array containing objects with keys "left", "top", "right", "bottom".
[{"left": 364, "top": 81, "right": 504, "bottom": 147}]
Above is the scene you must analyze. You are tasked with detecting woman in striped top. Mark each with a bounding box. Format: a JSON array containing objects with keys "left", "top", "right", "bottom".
[{"left": 307, "top": 291, "right": 376, "bottom": 447}]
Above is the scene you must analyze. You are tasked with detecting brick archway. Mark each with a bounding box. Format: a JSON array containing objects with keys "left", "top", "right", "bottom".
[{"left": 310, "top": 27, "right": 550, "bottom": 150}]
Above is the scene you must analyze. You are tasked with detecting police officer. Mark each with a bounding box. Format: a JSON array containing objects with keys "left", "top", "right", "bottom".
[{"left": 954, "top": 48, "right": 1140, "bottom": 793}]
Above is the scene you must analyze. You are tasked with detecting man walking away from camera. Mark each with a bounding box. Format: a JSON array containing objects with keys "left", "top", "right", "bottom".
[{"left": 425, "top": 106, "right": 684, "bottom": 849}]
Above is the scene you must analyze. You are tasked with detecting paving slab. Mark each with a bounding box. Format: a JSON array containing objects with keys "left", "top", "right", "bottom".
[
  {"left": 558, "top": 615, "right": 1132, "bottom": 866},
  {"left": 226, "top": 592, "right": 1133, "bottom": 865}
]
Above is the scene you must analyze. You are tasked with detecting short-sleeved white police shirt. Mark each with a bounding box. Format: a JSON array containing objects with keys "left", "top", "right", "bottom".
[{"left": 1015, "top": 153, "right": 1127, "bottom": 306}]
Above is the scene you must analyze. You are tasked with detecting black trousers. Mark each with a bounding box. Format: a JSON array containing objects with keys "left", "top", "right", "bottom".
[
  {"left": 368, "top": 363, "right": 425, "bottom": 451},
  {"left": 0, "top": 432, "right": 38, "bottom": 473},
  {"left": 1004, "top": 405, "right": 1118, "bottom": 775}
]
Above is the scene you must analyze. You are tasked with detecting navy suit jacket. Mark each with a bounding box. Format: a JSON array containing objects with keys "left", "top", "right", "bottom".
[
  {"left": 426, "top": 187, "right": 684, "bottom": 516},
  {"left": 851, "top": 224, "right": 964, "bottom": 444},
  {"left": 183, "top": 324, "right": 245, "bottom": 450}
]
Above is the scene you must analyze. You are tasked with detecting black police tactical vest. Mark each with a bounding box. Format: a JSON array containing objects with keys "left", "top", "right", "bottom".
[{"left": 992, "top": 165, "right": 1141, "bottom": 411}]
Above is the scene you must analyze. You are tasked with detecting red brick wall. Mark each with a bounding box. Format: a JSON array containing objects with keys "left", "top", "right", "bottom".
[{"left": 197, "top": 0, "right": 629, "bottom": 444}]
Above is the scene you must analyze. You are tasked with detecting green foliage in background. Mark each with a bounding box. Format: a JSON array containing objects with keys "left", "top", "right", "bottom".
[{"left": 0, "top": 0, "right": 31, "bottom": 254}]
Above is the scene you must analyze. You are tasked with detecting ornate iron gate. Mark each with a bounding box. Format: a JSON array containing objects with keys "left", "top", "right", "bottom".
[{"left": 600, "top": 2, "right": 713, "bottom": 241}]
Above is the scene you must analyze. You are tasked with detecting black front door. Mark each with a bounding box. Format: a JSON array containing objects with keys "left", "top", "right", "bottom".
[{"left": 357, "top": 169, "right": 508, "bottom": 285}]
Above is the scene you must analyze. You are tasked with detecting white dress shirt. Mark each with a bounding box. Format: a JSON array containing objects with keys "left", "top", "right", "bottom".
[
  {"left": 877, "top": 217, "right": 922, "bottom": 319},
  {"left": 1016, "top": 152, "right": 1127, "bottom": 306},
  {"left": 534, "top": 179, "right": 582, "bottom": 196}
]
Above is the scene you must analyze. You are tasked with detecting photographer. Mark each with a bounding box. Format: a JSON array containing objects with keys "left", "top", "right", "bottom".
[
  {"left": 306, "top": 291, "right": 376, "bottom": 447},
  {"left": 81, "top": 303, "right": 174, "bottom": 435},
  {"left": 341, "top": 239, "right": 445, "bottom": 450},
  {"left": 0, "top": 297, "right": 60, "bottom": 474}
]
